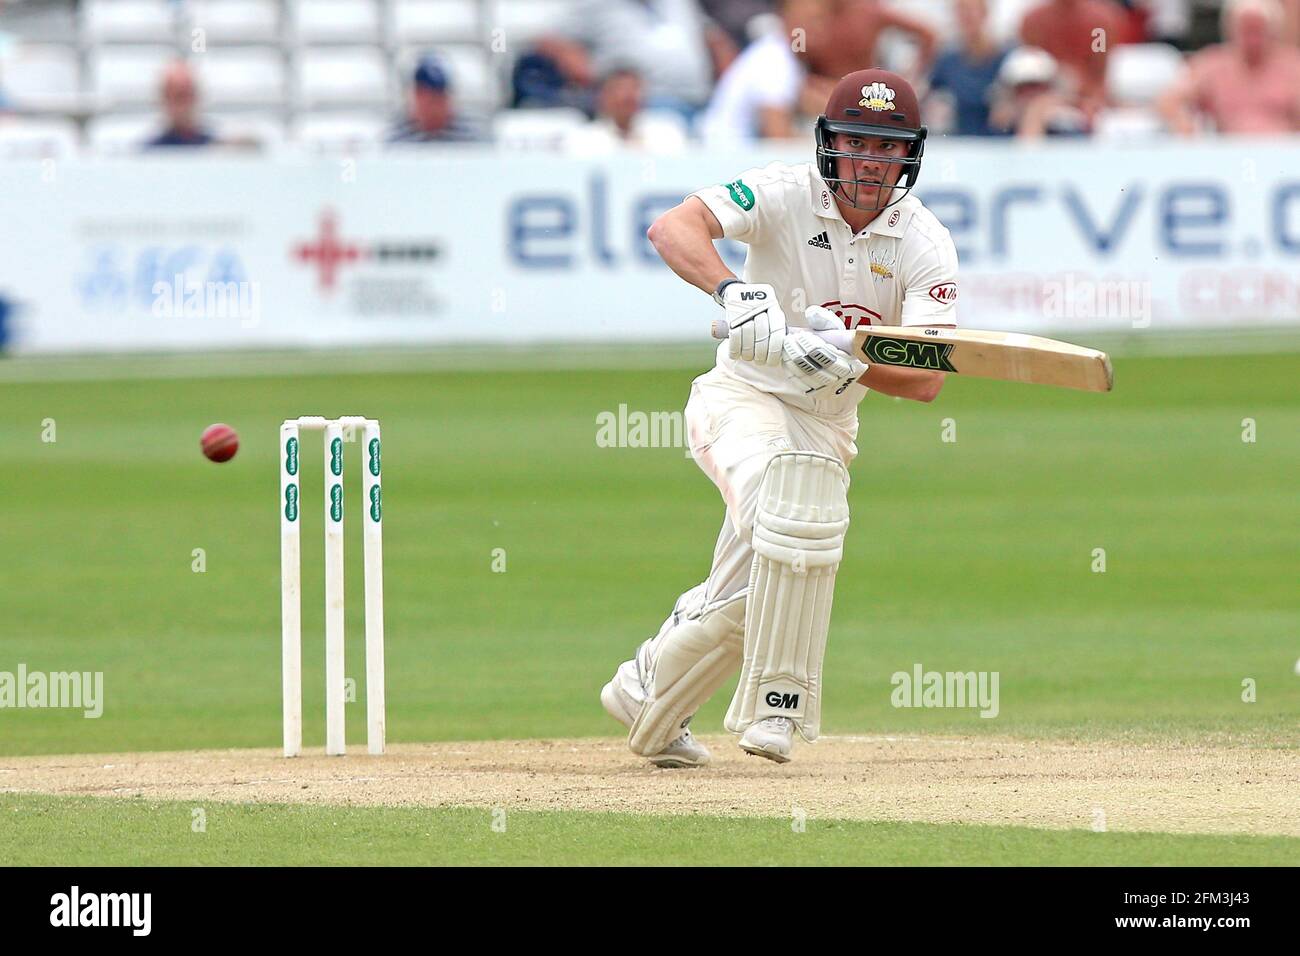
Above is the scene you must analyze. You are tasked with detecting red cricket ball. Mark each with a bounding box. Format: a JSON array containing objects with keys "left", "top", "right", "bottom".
[{"left": 201, "top": 423, "right": 239, "bottom": 463}]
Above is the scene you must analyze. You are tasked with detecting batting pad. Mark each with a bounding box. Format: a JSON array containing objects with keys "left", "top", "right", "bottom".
[
  {"left": 725, "top": 452, "right": 850, "bottom": 742},
  {"left": 627, "top": 594, "right": 745, "bottom": 756}
]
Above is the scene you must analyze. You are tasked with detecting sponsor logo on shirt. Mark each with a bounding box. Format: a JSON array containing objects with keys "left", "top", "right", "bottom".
[
  {"left": 725, "top": 179, "right": 755, "bottom": 211},
  {"left": 807, "top": 231, "right": 832, "bottom": 250},
  {"left": 820, "top": 301, "right": 881, "bottom": 327},
  {"left": 888, "top": 209, "right": 901, "bottom": 227},
  {"left": 859, "top": 82, "right": 896, "bottom": 112},
  {"left": 928, "top": 281, "right": 958, "bottom": 304}
]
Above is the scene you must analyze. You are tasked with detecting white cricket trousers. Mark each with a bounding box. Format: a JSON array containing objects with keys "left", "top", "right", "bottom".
[{"left": 647, "top": 365, "right": 860, "bottom": 645}]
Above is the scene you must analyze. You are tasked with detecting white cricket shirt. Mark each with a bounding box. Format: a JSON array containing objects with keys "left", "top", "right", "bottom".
[{"left": 691, "top": 160, "right": 959, "bottom": 414}]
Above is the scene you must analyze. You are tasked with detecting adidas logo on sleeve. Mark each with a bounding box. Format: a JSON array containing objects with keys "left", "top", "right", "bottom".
[{"left": 806, "top": 231, "right": 831, "bottom": 250}]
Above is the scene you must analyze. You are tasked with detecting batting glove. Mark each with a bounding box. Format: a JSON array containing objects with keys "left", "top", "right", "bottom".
[
  {"left": 782, "top": 306, "right": 868, "bottom": 395},
  {"left": 716, "top": 280, "right": 786, "bottom": 366}
]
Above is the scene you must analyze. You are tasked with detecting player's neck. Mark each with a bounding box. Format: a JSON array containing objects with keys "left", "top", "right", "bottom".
[{"left": 835, "top": 199, "right": 879, "bottom": 236}]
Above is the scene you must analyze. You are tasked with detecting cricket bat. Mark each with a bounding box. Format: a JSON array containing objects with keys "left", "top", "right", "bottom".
[{"left": 710, "top": 320, "right": 1114, "bottom": 392}]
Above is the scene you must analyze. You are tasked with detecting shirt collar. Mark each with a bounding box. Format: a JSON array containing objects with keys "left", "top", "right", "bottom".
[
  {"left": 810, "top": 172, "right": 843, "bottom": 222},
  {"left": 866, "top": 196, "right": 915, "bottom": 237}
]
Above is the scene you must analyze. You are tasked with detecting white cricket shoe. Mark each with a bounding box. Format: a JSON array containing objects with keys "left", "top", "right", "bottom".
[
  {"left": 600, "top": 665, "right": 711, "bottom": 769},
  {"left": 739, "top": 717, "right": 794, "bottom": 763}
]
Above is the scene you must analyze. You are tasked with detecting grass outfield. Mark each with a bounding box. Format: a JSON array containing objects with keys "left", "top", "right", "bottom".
[
  {"left": 3, "top": 795, "right": 1298, "bottom": 866},
  {"left": 0, "top": 347, "right": 1297, "bottom": 756}
]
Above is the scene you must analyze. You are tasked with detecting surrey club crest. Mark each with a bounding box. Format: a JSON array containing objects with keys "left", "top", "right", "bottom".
[{"left": 859, "top": 82, "right": 896, "bottom": 112}]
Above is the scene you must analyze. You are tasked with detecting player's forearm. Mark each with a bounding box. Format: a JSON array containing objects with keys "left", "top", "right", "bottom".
[
  {"left": 647, "top": 206, "right": 734, "bottom": 296},
  {"left": 860, "top": 365, "right": 945, "bottom": 403}
]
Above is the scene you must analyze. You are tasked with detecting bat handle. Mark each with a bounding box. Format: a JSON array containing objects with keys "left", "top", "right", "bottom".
[{"left": 709, "top": 319, "right": 855, "bottom": 355}]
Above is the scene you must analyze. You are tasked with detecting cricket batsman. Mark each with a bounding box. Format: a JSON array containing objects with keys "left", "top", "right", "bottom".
[{"left": 601, "top": 69, "right": 958, "bottom": 766}]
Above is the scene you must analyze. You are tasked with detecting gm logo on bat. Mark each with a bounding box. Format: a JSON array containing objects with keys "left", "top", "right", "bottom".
[{"left": 863, "top": 335, "right": 959, "bottom": 372}]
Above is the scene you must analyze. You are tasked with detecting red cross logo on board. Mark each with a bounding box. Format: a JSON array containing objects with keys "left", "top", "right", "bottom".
[{"left": 292, "top": 210, "right": 364, "bottom": 293}]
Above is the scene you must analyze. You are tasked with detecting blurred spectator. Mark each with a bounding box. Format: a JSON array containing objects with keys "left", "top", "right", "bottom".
[
  {"left": 807, "top": 0, "right": 938, "bottom": 83},
  {"left": 1142, "top": 0, "right": 1193, "bottom": 47},
  {"left": 1020, "top": 0, "right": 1135, "bottom": 118},
  {"left": 533, "top": 0, "right": 737, "bottom": 119},
  {"left": 700, "top": 0, "right": 780, "bottom": 49},
  {"left": 1158, "top": 0, "right": 1300, "bottom": 135},
  {"left": 699, "top": 0, "right": 835, "bottom": 142},
  {"left": 988, "top": 46, "right": 1088, "bottom": 138},
  {"left": 388, "top": 55, "right": 484, "bottom": 143},
  {"left": 564, "top": 66, "right": 689, "bottom": 152},
  {"left": 143, "top": 61, "right": 215, "bottom": 148},
  {"left": 927, "top": 0, "right": 1011, "bottom": 135},
  {"left": 512, "top": 51, "right": 587, "bottom": 111}
]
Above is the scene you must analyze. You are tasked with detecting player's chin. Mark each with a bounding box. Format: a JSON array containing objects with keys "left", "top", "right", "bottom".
[{"left": 854, "top": 184, "right": 886, "bottom": 209}]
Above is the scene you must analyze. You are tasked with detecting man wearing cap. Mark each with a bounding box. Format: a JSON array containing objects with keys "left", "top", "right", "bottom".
[
  {"left": 987, "top": 47, "right": 1088, "bottom": 139},
  {"left": 601, "top": 69, "right": 958, "bottom": 767},
  {"left": 388, "top": 56, "right": 483, "bottom": 144}
]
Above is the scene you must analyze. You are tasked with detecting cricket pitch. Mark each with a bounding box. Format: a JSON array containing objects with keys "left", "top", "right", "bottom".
[{"left": 2, "top": 734, "right": 1295, "bottom": 837}]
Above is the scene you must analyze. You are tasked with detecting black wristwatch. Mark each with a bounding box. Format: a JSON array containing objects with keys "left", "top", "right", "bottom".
[{"left": 712, "top": 277, "right": 741, "bottom": 306}]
